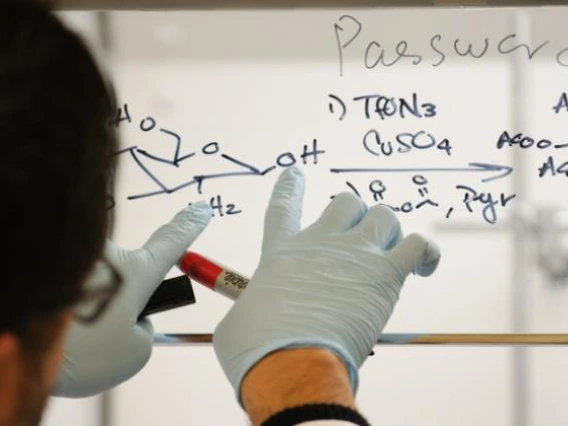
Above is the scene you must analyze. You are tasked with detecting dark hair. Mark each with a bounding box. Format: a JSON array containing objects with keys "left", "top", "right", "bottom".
[{"left": 0, "top": 0, "right": 118, "bottom": 338}]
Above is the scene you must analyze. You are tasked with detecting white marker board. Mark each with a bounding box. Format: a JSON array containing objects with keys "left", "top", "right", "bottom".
[
  {"left": 109, "top": 6, "right": 568, "bottom": 333},
  {"left": 98, "top": 6, "right": 568, "bottom": 425}
]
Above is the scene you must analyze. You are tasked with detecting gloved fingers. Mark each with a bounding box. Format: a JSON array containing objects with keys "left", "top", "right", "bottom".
[
  {"left": 135, "top": 202, "right": 212, "bottom": 308},
  {"left": 385, "top": 233, "right": 441, "bottom": 277},
  {"left": 132, "top": 319, "right": 154, "bottom": 358},
  {"left": 347, "top": 204, "right": 402, "bottom": 250},
  {"left": 116, "top": 321, "right": 154, "bottom": 383},
  {"left": 261, "top": 167, "right": 305, "bottom": 253},
  {"left": 136, "top": 317, "right": 154, "bottom": 337},
  {"left": 306, "top": 192, "right": 367, "bottom": 235}
]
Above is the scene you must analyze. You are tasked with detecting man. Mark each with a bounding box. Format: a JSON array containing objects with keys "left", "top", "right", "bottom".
[{"left": 0, "top": 2, "right": 440, "bottom": 426}]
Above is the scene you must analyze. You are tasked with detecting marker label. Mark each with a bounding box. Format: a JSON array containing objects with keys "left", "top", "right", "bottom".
[
  {"left": 178, "top": 251, "right": 250, "bottom": 300},
  {"left": 216, "top": 270, "right": 249, "bottom": 299}
]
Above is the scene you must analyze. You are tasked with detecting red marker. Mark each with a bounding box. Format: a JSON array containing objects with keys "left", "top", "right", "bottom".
[{"left": 178, "top": 251, "right": 249, "bottom": 300}]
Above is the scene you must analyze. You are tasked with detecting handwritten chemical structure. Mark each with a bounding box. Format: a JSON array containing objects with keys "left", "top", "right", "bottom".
[
  {"left": 109, "top": 103, "right": 325, "bottom": 217},
  {"left": 331, "top": 175, "right": 516, "bottom": 225}
]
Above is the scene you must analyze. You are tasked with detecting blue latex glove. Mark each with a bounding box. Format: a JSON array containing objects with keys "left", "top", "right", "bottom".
[
  {"left": 213, "top": 167, "right": 441, "bottom": 401},
  {"left": 53, "top": 202, "right": 212, "bottom": 398}
]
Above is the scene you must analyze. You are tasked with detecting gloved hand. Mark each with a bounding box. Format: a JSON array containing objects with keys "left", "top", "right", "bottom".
[
  {"left": 213, "top": 167, "right": 441, "bottom": 401},
  {"left": 53, "top": 202, "right": 212, "bottom": 398}
]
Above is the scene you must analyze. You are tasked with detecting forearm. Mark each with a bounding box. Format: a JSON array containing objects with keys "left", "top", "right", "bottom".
[{"left": 241, "top": 348, "right": 357, "bottom": 426}]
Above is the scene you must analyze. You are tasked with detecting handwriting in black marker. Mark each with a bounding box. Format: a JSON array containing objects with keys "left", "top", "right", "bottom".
[
  {"left": 220, "top": 153, "right": 274, "bottom": 175},
  {"left": 301, "top": 139, "right": 326, "bottom": 165},
  {"left": 365, "top": 40, "right": 422, "bottom": 69},
  {"left": 337, "top": 179, "right": 388, "bottom": 203},
  {"left": 346, "top": 181, "right": 361, "bottom": 198},
  {"left": 495, "top": 131, "right": 562, "bottom": 150},
  {"left": 378, "top": 176, "right": 440, "bottom": 214},
  {"left": 537, "top": 155, "right": 568, "bottom": 178},
  {"left": 109, "top": 106, "right": 278, "bottom": 201},
  {"left": 334, "top": 175, "right": 440, "bottom": 215},
  {"left": 111, "top": 146, "right": 138, "bottom": 157},
  {"left": 456, "top": 184, "right": 516, "bottom": 224},
  {"left": 127, "top": 148, "right": 170, "bottom": 196},
  {"left": 135, "top": 151, "right": 275, "bottom": 197},
  {"left": 362, "top": 129, "right": 451, "bottom": 157},
  {"left": 333, "top": 14, "right": 362, "bottom": 77},
  {"left": 328, "top": 94, "right": 347, "bottom": 120},
  {"left": 352, "top": 93, "right": 437, "bottom": 120},
  {"left": 378, "top": 195, "right": 439, "bottom": 214},
  {"left": 557, "top": 47, "right": 568, "bottom": 67},
  {"left": 110, "top": 104, "right": 195, "bottom": 166},
  {"left": 412, "top": 175, "right": 440, "bottom": 209},
  {"left": 334, "top": 16, "right": 568, "bottom": 70},
  {"left": 330, "top": 162, "right": 513, "bottom": 183},
  {"left": 396, "top": 41, "right": 423, "bottom": 65},
  {"left": 430, "top": 34, "right": 446, "bottom": 67},
  {"left": 138, "top": 128, "right": 195, "bottom": 167},
  {"left": 188, "top": 196, "right": 242, "bottom": 217},
  {"left": 497, "top": 34, "right": 549, "bottom": 60},
  {"left": 195, "top": 171, "right": 263, "bottom": 194},
  {"left": 140, "top": 117, "right": 156, "bottom": 132},
  {"left": 209, "top": 195, "right": 242, "bottom": 217},
  {"left": 109, "top": 103, "right": 132, "bottom": 127},
  {"left": 453, "top": 38, "right": 490, "bottom": 59},
  {"left": 112, "top": 105, "right": 324, "bottom": 201},
  {"left": 330, "top": 172, "right": 515, "bottom": 224},
  {"left": 330, "top": 180, "right": 363, "bottom": 200},
  {"left": 369, "top": 179, "right": 387, "bottom": 202},
  {"left": 553, "top": 92, "right": 568, "bottom": 114},
  {"left": 164, "top": 128, "right": 195, "bottom": 165}
]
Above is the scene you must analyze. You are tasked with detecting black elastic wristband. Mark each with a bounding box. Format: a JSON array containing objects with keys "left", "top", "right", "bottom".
[{"left": 261, "top": 403, "right": 371, "bottom": 426}]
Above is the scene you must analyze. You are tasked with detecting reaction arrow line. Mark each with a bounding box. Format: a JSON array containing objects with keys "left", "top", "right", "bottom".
[{"left": 330, "top": 162, "right": 514, "bottom": 183}]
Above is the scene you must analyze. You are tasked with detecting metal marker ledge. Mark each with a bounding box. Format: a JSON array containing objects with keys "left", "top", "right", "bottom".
[{"left": 154, "top": 333, "right": 568, "bottom": 346}]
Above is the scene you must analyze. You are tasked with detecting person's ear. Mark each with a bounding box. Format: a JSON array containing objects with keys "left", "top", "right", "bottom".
[{"left": 0, "top": 332, "right": 22, "bottom": 426}]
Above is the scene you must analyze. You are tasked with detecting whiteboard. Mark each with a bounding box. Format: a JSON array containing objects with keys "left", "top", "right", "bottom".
[
  {"left": 107, "top": 6, "right": 568, "bottom": 334},
  {"left": 94, "top": 6, "right": 568, "bottom": 426}
]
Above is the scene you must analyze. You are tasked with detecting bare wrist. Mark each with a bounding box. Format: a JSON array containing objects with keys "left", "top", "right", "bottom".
[{"left": 241, "top": 348, "right": 357, "bottom": 426}]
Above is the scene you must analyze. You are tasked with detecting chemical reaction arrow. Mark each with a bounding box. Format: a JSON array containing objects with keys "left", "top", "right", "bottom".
[{"left": 329, "top": 162, "right": 514, "bottom": 182}]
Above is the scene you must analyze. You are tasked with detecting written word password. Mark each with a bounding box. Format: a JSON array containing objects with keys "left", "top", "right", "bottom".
[
  {"left": 334, "top": 175, "right": 515, "bottom": 225},
  {"left": 329, "top": 93, "right": 437, "bottom": 121},
  {"left": 109, "top": 104, "right": 324, "bottom": 201},
  {"left": 334, "top": 15, "right": 568, "bottom": 76}
]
